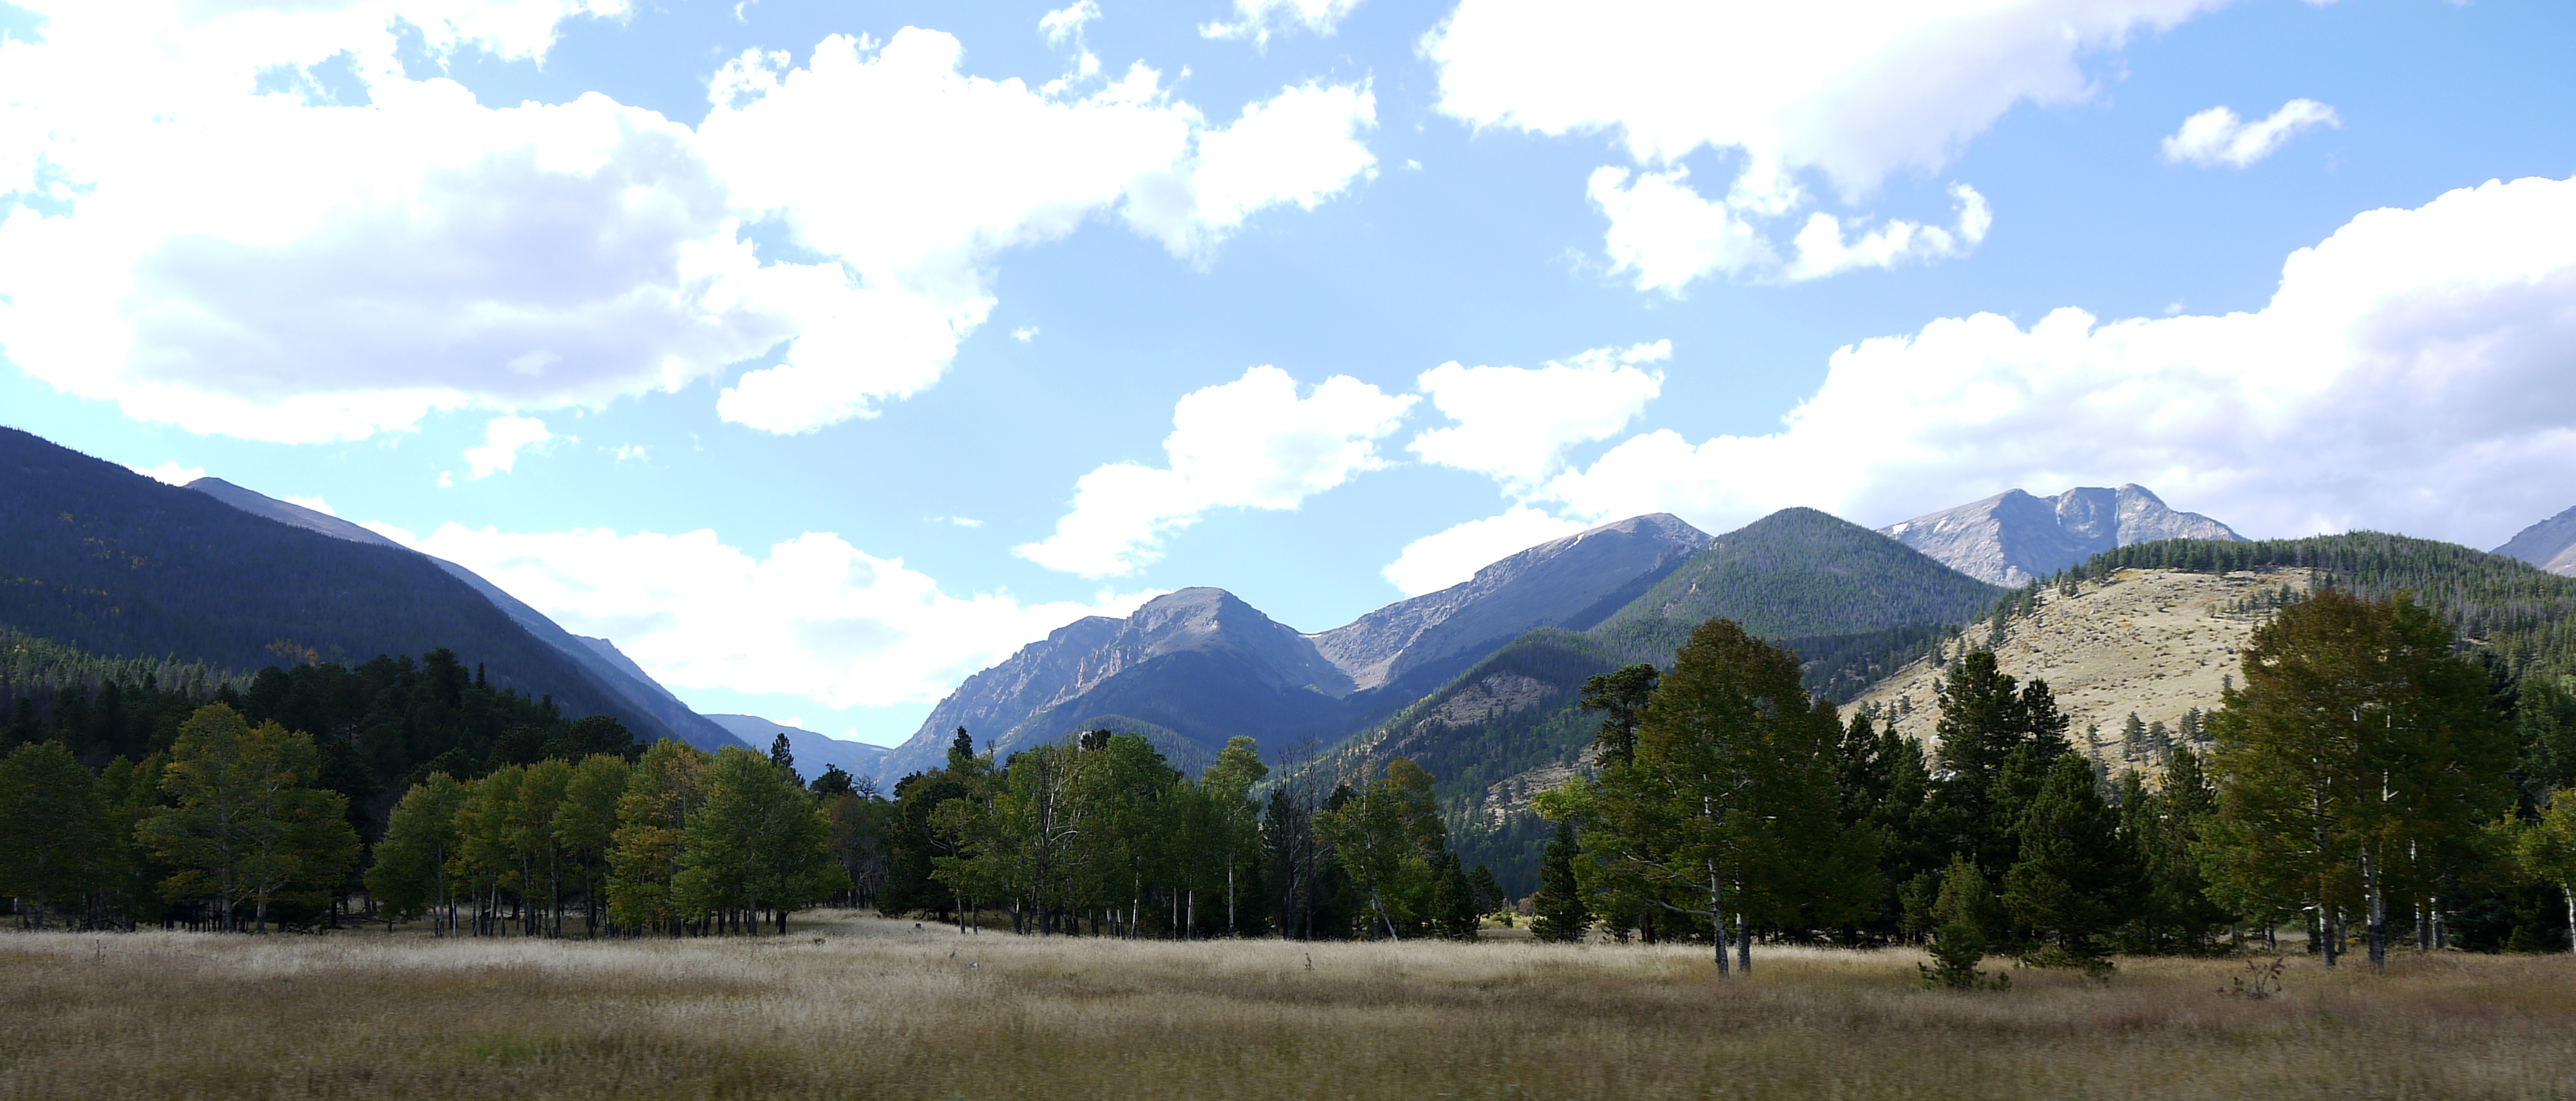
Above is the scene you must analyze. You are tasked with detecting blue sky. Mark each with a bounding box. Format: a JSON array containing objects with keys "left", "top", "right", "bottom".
[{"left": 3, "top": 0, "right": 2571, "bottom": 746}]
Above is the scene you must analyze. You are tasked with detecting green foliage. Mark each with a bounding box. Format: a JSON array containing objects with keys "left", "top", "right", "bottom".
[
  {"left": 2202, "top": 589, "right": 2515, "bottom": 966},
  {"left": 1595, "top": 508, "right": 2007, "bottom": 649},
  {"left": 0, "top": 740, "right": 109, "bottom": 928},
  {"left": 675, "top": 748, "right": 844, "bottom": 931},
  {"left": 1921, "top": 858, "right": 2009, "bottom": 991},
  {"left": 2002, "top": 751, "right": 2140, "bottom": 961},
  {"left": 1528, "top": 820, "right": 1589, "bottom": 943},
  {"left": 136, "top": 704, "right": 359, "bottom": 932}
]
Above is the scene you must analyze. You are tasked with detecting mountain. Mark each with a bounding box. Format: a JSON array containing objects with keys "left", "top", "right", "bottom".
[
  {"left": 876, "top": 587, "right": 1358, "bottom": 780},
  {"left": 874, "top": 514, "right": 1713, "bottom": 781},
  {"left": 1325, "top": 507, "right": 2008, "bottom": 895},
  {"left": 1880, "top": 484, "right": 2243, "bottom": 587},
  {"left": 1311, "top": 513, "right": 1708, "bottom": 699},
  {"left": 2497, "top": 505, "right": 2576, "bottom": 577},
  {"left": 1596, "top": 507, "right": 2006, "bottom": 675},
  {"left": 0, "top": 425, "right": 694, "bottom": 748},
  {"left": 185, "top": 476, "right": 748, "bottom": 753},
  {"left": 707, "top": 714, "right": 889, "bottom": 780}
]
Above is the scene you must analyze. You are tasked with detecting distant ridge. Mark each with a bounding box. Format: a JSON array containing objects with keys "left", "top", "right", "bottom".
[
  {"left": 1881, "top": 484, "right": 2242, "bottom": 587},
  {"left": 707, "top": 714, "right": 889, "bottom": 779},
  {"left": 0, "top": 426, "right": 687, "bottom": 747},
  {"left": 2496, "top": 505, "right": 2576, "bottom": 577},
  {"left": 184, "top": 476, "right": 749, "bottom": 754}
]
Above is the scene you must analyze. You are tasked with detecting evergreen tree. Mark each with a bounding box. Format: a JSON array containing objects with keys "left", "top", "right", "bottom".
[
  {"left": 1927, "top": 652, "right": 2071, "bottom": 880},
  {"left": 769, "top": 732, "right": 800, "bottom": 786},
  {"left": 1528, "top": 820, "right": 1589, "bottom": 943},
  {"left": 1579, "top": 664, "right": 1659, "bottom": 767},
  {"left": 1920, "top": 856, "right": 2007, "bottom": 990},
  {"left": 2002, "top": 750, "right": 2140, "bottom": 964}
]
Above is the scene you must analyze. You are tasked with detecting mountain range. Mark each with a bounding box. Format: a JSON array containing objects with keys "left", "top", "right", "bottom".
[
  {"left": 1880, "top": 484, "right": 2244, "bottom": 587},
  {"left": 873, "top": 514, "right": 1713, "bottom": 779}
]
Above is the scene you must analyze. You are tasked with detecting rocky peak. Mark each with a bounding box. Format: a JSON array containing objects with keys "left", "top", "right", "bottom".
[{"left": 1882, "top": 484, "right": 2242, "bottom": 587}]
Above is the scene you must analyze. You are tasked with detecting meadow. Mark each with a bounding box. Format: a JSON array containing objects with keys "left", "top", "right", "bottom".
[{"left": 3, "top": 912, "right": 2571, "bottom": 1100}]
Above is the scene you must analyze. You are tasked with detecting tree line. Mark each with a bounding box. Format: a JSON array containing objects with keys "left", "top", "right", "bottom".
[{"left": 1522, "top": 588, "right": 2576, "bottom": 974}]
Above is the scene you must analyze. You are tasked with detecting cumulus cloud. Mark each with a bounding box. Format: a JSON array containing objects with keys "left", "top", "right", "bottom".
[
  {"left": 0, "top": 9, "right": 1378, "bottom": 441},
  {"left": 1410, "top": 341, "right": 1666, "bottom": 493},
  {"left": 2161, "top": 99, "right": 2340, "bottom": 169},
  {"left": 1427, "top": 0, "right": 2227, "bottom": 290},
  {"left": 366, "top": 521, "right": 1156, "bottom": 709},
  {"left": 130, "top": 460, "right": 205, "bottom": 485},
  {"left": 1381, "top": 505, "right": 1589, "bottom": 596},
  {"left": 1524, "top": 175, "right": 2576, "bottom": 550},
  {"left": 1202, "top": 0, "right": 1365, "bottom": 45},
  {"left": 462, "top": 414, "right": 553, "bottom": 478},
  {"left": 696, "top": 33, "right": 1376, "bottom": 431},
  {"left": 1017, "top": 366, "right": 1418, "bottom": 577},
  {"left": 1121, "top": 80, "right": 1377, "bottom": 263}
]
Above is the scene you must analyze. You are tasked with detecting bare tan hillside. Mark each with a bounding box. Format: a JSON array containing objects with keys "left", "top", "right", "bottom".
[{"left": 1848, "top": 567, "right": 2310, "bottom": 768}]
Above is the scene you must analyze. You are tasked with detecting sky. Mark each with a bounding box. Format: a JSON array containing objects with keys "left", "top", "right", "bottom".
[{"left": 3, "top": 0, "right": 2572, "bottom": 748}]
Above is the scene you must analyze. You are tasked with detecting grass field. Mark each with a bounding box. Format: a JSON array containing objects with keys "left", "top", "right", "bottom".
[{"left": 3, "top": 911, "right": 2571, "bottom": 1100}]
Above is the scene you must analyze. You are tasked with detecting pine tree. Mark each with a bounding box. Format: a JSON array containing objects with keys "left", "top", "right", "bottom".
[
  {"left": 1580, "top": 664, "right": 1659, "bottom": 767},
  {"left": 1528, "top": 820, "right": 1589, "bottom": 943},
  {"left": 2002, "top": 750, "right": 2139, "bottom": 965},
  {"left": 1920, "top": 856, "right": 2007, "bottom": 990},
  {"left": 769, "top": 733, "right": 800, "bottom": 786}
]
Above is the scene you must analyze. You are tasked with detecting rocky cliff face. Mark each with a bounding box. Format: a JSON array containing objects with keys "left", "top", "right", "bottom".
[
  {"left": 1880, "top": 484, "right": 2243, "bottom": 587},
  {"left": 2496, "top": 505, "right": 2576, "bottom": 576}
]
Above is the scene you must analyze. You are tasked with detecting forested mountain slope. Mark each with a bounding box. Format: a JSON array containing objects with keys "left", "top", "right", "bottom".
[
  {"left": 1328, "top": 507, "right": 2009, "bottom": 895},
  {"left": 187, "top": 477, "right": 746, "bottom": 753},
  {"left": 1310, "top": 513, "right": 1708, "bottom": 699},
  {"left": 0, "top": 426, "right": 683, "bottom": 748}
]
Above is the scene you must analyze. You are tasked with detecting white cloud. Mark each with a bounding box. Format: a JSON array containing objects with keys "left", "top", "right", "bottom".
[
  {"left": 462, "top": 414, "right": 552, "bottom": 478},
  {"left": 610, "top": 444, "right": 648, "bottom": 462},
  {"left": 131, "top": 460, "right": 205, "bottom": 485},
  {"left": 1381, "top": 506, "right": 1589, "bottom": 596},
  {"left": 1017, "top": 366, "right": 1419, "bottom": 577},
  {"left": 365, "top": 520, "right": 1157, "bottom": 709},
  {"left": 1783, "top": 183, "right": 1992, "bottom": 282},
  {"left": 1426, "top": 0, "right": 2228, "bottom": 290},
  {"left": 1526, "top": 175, "right": 2576, "bottom": 551},
  {"left": 0, "top": 10, "right": 1377, "bottom": 441},
  {"left": 1038, "top": 1, "right": 1101, "bottom": 48},
  {"left": 697, "top": 34, "right": 1376, "bottom": 431},
  {"left": 2161, "top": 99, "right": 2340, "bottom": 169},
  {"left": 1202, "top": 0, "right": 1365, "bottom": 45},
  {"left": 1121, "top": 80, "right": 1377, "bottom": 264},
  {"left": 1010, "top": 325, "right": 1039, "bottom": 342},
  {"left": 281, "top": 494, "right": 336, "bottom": 516},
  {"left": 1410, "top": 341, "right": 1666, "bottom": 493}
]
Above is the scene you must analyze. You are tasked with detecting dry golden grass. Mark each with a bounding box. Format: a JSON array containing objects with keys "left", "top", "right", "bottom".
[{"left": 5, "top": 912, "right": 2573, "bottom": 1100}]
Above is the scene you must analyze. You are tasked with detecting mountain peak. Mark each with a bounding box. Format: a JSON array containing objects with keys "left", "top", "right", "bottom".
[
  {"left": 1881, "top": 484, "right": 2243, "bottom": 587},
  {"left": 1311, "top": 513, "right": 1710, "bottom": 693}
]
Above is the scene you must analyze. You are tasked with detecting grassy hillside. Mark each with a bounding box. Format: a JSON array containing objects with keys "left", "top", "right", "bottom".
[
  {"left": 0, "top": 426, "right": 680, "bottom": 746},
  {"left": 2079, "top": 531, "right": 2576, "bottom": 677}
]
